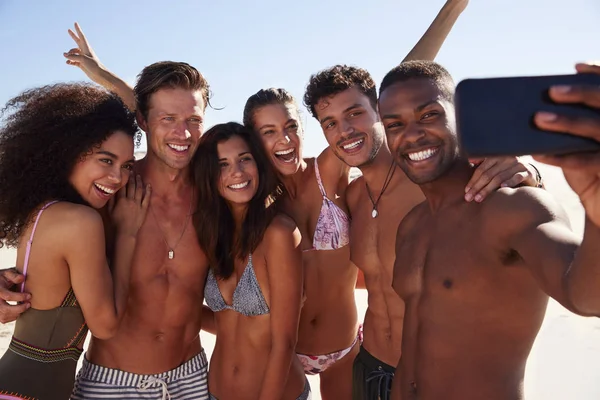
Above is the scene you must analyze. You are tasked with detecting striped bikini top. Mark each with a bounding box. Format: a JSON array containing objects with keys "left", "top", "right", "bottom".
[
  {"left": 303, "top": 159, "right": 350, "bottom": 252},
  {"left": 10, "top": 201, "right": 88, "bottom": 363},
  {"left": 204, "top": 254, "right": 270, "bottom": 317}
]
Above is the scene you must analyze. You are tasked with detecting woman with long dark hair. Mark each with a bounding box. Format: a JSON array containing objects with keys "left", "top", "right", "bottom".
[{"left": 194, "top": 122, "right": 308, "bottom": 399}]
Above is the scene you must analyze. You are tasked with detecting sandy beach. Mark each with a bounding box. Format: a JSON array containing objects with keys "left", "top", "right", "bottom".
[{"left": 1, "top": 160, "right": 599, "bottom": 399}]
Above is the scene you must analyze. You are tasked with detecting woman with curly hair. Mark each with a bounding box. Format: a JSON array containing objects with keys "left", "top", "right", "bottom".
[
  {"left": 0, "top": 83, "right": 150, "bottom": 400},
  {"left": 195, "top": 122, "right": 307, "bottom": 399}
]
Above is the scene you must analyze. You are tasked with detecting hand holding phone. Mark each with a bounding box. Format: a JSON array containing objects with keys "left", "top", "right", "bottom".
[
  {"left": 532, "top": 62, "right": 600, "bottom": 227},
  {"left": 455, "top": 72, "right": 600, "bottom": 157}
]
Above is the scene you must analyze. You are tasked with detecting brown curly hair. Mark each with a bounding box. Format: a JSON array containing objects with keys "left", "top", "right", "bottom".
[
  {"left": 0, "top": 82, "right": 139, "bottom": 248},
  {"left": 303, "top": 65, "right": 377, "bottom": 119}
]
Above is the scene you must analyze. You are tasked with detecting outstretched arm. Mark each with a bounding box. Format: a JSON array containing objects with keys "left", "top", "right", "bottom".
[
  {"left": 490, "top": 188, "right": 586, "bottom": 314},
  {"left": 402, "top": 0, "right": 469, "bottom": 62},
  {"left": 532, "top": 62, "right": 600, "bottom": 314},
  {"left": 63, "top": 23, "right": 136, "bottom": 111}
]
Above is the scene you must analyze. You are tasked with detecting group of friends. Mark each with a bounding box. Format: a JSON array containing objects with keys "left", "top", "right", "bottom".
[{"left": 0, "top": 1, "right": 600, "bottom": 399}]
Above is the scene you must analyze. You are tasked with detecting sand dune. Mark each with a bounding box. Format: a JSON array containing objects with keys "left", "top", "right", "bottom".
[{"left": 1, "top": 161, "right": 599, "bottom": 399}]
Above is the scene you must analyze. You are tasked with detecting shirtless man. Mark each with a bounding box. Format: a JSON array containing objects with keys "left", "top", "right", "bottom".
[
  {"left": 302, "top": 65, "right": 540, "bottom": 400},
  {"left": 1, "top": 58, "right": 211, "bottom": 398},
  {"left": 533, "top": 61, "right": 600, "bottom": 315},
  {"left": 378, "top": 60, "right": 588, "bottom": 400}
]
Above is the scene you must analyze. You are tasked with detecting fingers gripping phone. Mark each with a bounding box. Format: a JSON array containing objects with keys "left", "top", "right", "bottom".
[{"left": 455, "top": 73, "right": 600, "bottom": 157}]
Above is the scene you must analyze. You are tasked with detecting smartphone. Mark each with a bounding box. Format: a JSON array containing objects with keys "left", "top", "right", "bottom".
[{"left": 455, "top": 73, "right": 600, "bottom": 157}]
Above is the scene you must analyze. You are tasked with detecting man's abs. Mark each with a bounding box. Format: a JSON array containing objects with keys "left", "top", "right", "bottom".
[
  {"left": 87, "top": 272, "right": 205, "bottom": 374},
  {"left": 361, "top": 284, "right": 405, "bottom": 367}
]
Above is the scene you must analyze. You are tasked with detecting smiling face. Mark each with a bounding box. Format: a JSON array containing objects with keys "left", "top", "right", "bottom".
[
  {"left": 251, "top": 103, "right": 304, "bottom": 176},
  {"left": 68, "top": 130, "right": 135, "bottom": 209},
  {"left": 315, "top": 86, "right": 385, "bottom": 168},
  {"left": 138, "top": 87, "right": 205, "bottom": 171},
  {"left": 379, "top": 78, "right": 459, "bottom": 184},
  {"left": 217, "top": 135, "right": 260, "bottom": 207}
]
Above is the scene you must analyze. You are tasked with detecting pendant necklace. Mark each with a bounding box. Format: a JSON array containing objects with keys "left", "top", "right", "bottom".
[
  {"left": 365, "top": 160, "right": 397, "bottom": 219},
  {"left": 150, "top": 192, "right": 194, "bottom": 259}
]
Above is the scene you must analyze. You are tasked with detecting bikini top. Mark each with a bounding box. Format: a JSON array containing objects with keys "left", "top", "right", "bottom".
[
  {"left": 304, "top": 159, "right": 350, "bottom": 252},
  {"left": 204, "top": 254, "right": 270, "bottom": 317}
]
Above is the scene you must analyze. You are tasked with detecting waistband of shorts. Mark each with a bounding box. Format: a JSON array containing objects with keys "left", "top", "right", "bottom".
[
  {"left": 78, "top": 349, "right": 208, "bottom": 386},
  {"left": 357, "top": 345, "right": 395, "bottom": 372}
]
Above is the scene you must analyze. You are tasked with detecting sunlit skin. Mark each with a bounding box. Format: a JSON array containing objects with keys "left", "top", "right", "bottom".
[
  {"left": 316, "top": 86, "right": 385, "bottom": 168},
  {"left": 69, "top": 130, "right": 135, "bottom": 209},
  {"left": 314, "top": 80, "right": 543, "bottom": 399},
  {"left": 253, "top": 104, "right": 305, "bottom": 176},
  {"left": 381, "top": 78, "right": 582, "bottom": 400},
  {"left": 315, "top": 86, "right": 413, "bottom": 372},
  {"left": 207, "top": 136, "right": 306, "bottom": 400},
  {"left": 137, "top": 87, "right": 204, "bottom": 174},
  {"left": 217, "top": 136, "right": 260, "bottom": 210},
  {"left": 380, "top": 79, "right": 459, "bottom": 188},
  {"left": 86, "top": 87, "right": 209, "bottom": 374},
  {"left": 251, "top": 103, "right": 358, "bottom": 398}
]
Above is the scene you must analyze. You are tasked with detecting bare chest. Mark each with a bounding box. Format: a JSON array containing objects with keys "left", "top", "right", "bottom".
[
  {"left": 130, "top": 209, "right": 209, "bottom": 289},
  {"left": 394, "top": 209, "right": 493, "bottom": 302},
  {"left": 350, "top": 185, "right": 424, "bottom": 280}
]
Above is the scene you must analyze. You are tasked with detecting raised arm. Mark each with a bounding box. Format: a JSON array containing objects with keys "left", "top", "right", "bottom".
[
  {"left": 532, "top": 62, "right": 600, "bottom": 314},
  {"left": 259, "top": 215, "right": 303, "bottom": 400},
  {"left": 402, "top": 0, "right": 469, "bottom": 62},
  {"left": 65, "top": 175, "right": 150, "bottom": 339},
  {"left": 63, "top": 23, "right": 136, "bottom": 111}
]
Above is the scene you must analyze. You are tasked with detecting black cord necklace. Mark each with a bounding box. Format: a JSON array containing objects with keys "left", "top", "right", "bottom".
[{"left": 365, "top": 160, "right": 397, "bottom": 218}]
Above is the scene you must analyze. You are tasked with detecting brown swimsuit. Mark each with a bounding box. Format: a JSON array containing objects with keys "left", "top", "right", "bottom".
[{"left": 0, "top": 202, "right": 88, "bottom": 400}]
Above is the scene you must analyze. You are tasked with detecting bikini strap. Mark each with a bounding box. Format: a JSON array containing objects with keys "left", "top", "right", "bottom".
[
  {"left": 20, "top": 201, "right": 59, "bottom": 292},
  {"left": 314, "top": 158, "right": 328, "bottom": 198}
]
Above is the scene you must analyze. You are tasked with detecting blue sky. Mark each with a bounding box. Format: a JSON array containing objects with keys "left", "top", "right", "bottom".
[{"left": 0, "top": 0, "right": 597, "bottom": 156}]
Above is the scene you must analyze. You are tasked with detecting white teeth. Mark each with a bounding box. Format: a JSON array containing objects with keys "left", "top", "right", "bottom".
[
  {"left": 168, "top": 144, "right": 189, "bottom": 152},
  {"left": 407, "top": 148, "right": 438, "bottom": 161},
  {"left": 95, "top": 183, "right": 115, "bottom": 195},
  {"left": 229, "top": 181, "right": 249, "bottom": 189},
  {"left": 342, "top": 139, "right": 364, "bottom": 150},
  {"left": 275, "top": 148, "right": 294, "bottom": 156}
]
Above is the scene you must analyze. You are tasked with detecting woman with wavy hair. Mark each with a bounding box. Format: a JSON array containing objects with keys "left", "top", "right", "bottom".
[
  {"left": 195, "top": 122, "right": 307, "bottom": 399},
  {"left": 0, "top": 83, "right": 150, "bottom": 400}
]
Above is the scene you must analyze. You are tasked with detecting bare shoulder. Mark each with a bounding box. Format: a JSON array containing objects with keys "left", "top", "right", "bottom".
[
  {"left": 316, "top": 147, "right": 350, "bottom": 184},
  {"left": 42, "top": 203, "right": 104, "bottom": 252},
  {"left": 482, "top": 186, "right": 570, "bottom": 226},
  {"left": 47, "top": 202, "right": 103, "bottom": 230},
  {"left": 265, "top": 214, "right": 301, "bottom": 246},
  {"left": 347, "top": 176, "right": 365, "bottom": 214},
  {"left": 396, "top": 200, "right": 429, "bottom": 238}
]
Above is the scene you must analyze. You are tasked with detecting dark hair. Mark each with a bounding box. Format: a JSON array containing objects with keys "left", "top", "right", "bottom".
[
  {"left": 379, "top": 61, "right": 455, "bottom": 102},
  {"left": 0, "top": 83, "right": 138, "bottom": 248},
  {"left": 303, "top": 65, "right": 377, "bottom": 119},
  {"left": 193, "top": 122, "right": 281, "bottom": 279},
  {"left": 134, "top": 61, "right": 211, "bottom": 119},
  {"left": 242, "top": 88, "right": 299, "bottom": 129}
]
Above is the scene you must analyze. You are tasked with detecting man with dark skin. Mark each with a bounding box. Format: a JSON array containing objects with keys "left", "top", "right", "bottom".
[
  {"left": 302, "top": 67, "right": 541, "bottom": 399},
  {"left": 379, "top": 60, "right": 592, "bottom": 400}
]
